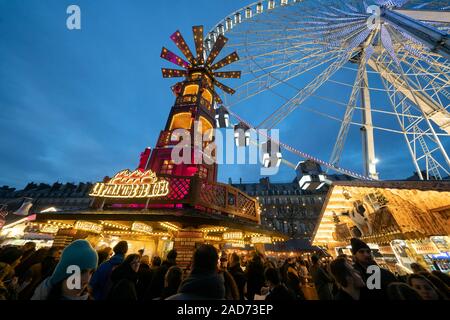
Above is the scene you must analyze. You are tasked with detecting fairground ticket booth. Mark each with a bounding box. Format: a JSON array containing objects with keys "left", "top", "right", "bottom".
[{"left": 312, "top": 180, "right": 450, "bottom": 274}]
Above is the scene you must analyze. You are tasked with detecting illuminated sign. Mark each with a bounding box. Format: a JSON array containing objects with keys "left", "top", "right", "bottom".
[
  {"left": 411, "top": 242, "right": 440, "bottom": 255},
  {"left": 131, "top": 222, "right": 153, "bottom": 234},
  {"left": 74, "top": 221, "right": 103, "bottom": 234},
  {"left": 251, "top": 236, "right": 272, "bottom": 244},
  {"left": 223, "top": 232, "right": 243, "bottom": 240},
  {"left": 90, "top": 169, "right": 170, "bottom": 199},
  {"left": 41, "top": 225, "right": 59, "bottom": 234}
]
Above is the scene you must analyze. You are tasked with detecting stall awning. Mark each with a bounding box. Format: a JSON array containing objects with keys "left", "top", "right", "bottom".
[{"left": 312, "top": 180, "right": 450, "bottom": 247}]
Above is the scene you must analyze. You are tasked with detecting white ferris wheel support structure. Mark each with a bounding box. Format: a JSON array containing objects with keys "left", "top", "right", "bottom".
[
  {"left": 205, "top": 0, "right": 450, "bottom": 179},
  {"left": 205, "top": 0, "right": 450, "bottom": 181}
]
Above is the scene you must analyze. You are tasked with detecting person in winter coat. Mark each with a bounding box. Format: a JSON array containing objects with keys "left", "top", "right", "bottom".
[
  {"left": 285, "top": 258, "right": 305, "bottom": 300},
  {"left": 166, "top": 245, "right": 225, "bottom": 300},
  {"left": 31, "top": 240, "right": 98, "bottom": 300},
  {"left": 407, "top": 274, "right": 448, "bottom": 301},
  {"left": 108, "top": 254, "right": 141, "bottom": 301},
  {"left": 264, "top": 267, "right": 295, "bottom": 301},
  {"left": 309, "top": 254, "right": 334, "bottom": 300},
  {"left": 145, "top": 249, "right": 177, "bottom": 300},
  {"left": 15, "top": 248, "right": 48, "bottom": 282},
  {"left": 159, "top": 266, "right": 182, "bottom": 300},
  {"left": 0, "top": 247, "right": 23, "bottom": 300},
  {"left": 89, "top": 240, "right": 128, "bottom": 300},
  {"left": 18, "top": 247, "right": 61, "bottom": 300},
  {"left": 228, "top": 253, "right": 247, "bottom": 300},
  {"left": 350, "top": 238, "right": 397, "bottom": 300},
  {"left": 329, "top": 257, "right": 366, "bottom": 301},
  {"left": 245, "top": 253, "right": 265, "bottom": 301},
  {"left": 97, "top": 247, "right": 113, "bottom": 267},
  {"left": 387, "top": 282, "right": 423, "bottom": 300}
]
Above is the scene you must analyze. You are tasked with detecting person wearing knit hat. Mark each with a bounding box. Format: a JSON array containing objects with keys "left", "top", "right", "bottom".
[
  {"left": 350, "top": 238, "right": 371, "bottom": 258},
  {"left": 350, "top": 238, "right": 398, "bottom": 300},
  {"left": 31, "top": 240, "right": 98, "bottom": 300}
]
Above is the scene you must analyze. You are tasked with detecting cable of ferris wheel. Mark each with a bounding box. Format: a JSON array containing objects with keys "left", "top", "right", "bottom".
[
  {"left": 227, "top": 106, "right": 373, "bottom": 181},
  {"left": 325, "top": 78, "right": 450, "bottom": 92},
  {"left": 257, "top": 30, "right": 379, "bottom": 130},
  {"left": 246, "top": 25, "right": 371, "bottom": 127}
]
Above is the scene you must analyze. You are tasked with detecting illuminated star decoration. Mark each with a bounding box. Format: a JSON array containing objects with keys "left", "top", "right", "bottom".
[{"left": 160, "top": 25, "right": 241, "bottom": 104}]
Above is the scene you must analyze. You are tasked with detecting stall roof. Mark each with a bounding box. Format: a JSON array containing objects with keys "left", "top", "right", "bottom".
[
  {"left": 33, "top": 208, "right": 289, "bottom": 239},
  {"left": 311, "top": 180, "right": 450, "bottom": 246}
]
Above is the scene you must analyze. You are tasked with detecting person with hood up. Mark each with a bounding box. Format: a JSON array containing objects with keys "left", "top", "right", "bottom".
[
  {"left": 89, "top": 240, "right": 128, "bottom": 300},
  {"left": 166, "top": 244, "right": 225, "bottom": 300},
  {"left": 31, "top": 240, "right": 98, "bottom": 300}
]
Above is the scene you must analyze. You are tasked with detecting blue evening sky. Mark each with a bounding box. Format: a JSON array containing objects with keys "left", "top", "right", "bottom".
[{"left": 0, "top": 0, "right": 448, "bottom": 189}]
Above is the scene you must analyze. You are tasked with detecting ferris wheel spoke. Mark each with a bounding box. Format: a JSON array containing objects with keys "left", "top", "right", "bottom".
[
  {"left": 228, "top": 23, "right": 370, "bottom": 107},
  {"left": 329, "top": 50, "right": 368, "bottom": 168},
  {"left": 209, "top": 0, "right": 450, "bottom": 179},
  {"left": 369, "top": 50, "right": 450, "bottom": 135},
  {"left": 377, "top": 44, "right": 450, "bottom": 180},
  {"left": 227, "top": 51, "right": 343, "bottom": 107},
  {"left": 257, "top": 28, "right": 374, "bottom": 129}
]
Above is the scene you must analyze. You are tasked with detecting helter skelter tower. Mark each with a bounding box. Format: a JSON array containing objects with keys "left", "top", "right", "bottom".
[{"left": 144, "top": 26, "right": 241, "bottom": 183}]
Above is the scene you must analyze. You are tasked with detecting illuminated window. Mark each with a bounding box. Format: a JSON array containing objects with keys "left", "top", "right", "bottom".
[
  {"left": 160, "top": 160, "right": 174, "bottom": 175},
  {"left": 199, "top": 116, "right": 214, "bottom": 140},
  {"left": 201, "top": 89, "right": 213, "bottom": 105},
  {"left": 169, "top": 112, "right": 192, "bottom": 130},
  {"left": 198, "top": 166, "right": 208, "bottom": 179},
  {"left": 183, "top": 84, "right": 199, "bottom": 96}
]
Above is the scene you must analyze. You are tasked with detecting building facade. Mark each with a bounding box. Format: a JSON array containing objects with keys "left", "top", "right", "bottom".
[
  {"left": 0, "top": 182, "right": 93, "bottom": 213},
  {"left": 231, "top": 175, "right": 351, "bottom": 240}
]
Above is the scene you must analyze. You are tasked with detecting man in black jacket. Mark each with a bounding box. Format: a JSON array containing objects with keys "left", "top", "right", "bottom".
[
  {"left": 310, "top": 254, "right": 334, "bottom": 300},
  {"left": 350, "top": 238, "right": 398, "bottom": 300}
]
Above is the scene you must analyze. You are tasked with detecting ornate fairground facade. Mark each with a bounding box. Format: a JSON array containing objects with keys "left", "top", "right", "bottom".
[{"left": 0, "top": 26, "right": 286, "bottom": 268}]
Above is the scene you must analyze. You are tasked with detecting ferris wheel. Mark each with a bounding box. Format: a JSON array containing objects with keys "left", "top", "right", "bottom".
[{"left": 205, "top": 0, "right": 450, "bottom": 181}]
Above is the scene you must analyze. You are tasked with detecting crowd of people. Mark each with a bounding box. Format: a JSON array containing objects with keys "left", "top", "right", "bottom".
[{"left": 0, "top": 237, "right": 449, "bottom": 301}]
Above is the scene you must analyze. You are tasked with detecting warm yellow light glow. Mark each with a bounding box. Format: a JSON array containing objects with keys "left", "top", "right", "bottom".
[
  {"left": 201, "top": 89, "right": 213, "bottom": 104},
  {"left": 223, "top": 232, "right": 243, "bottom": 240},
  {"left": 160, "top": 222, "right": 179, "bottom": 231},
  {"left": 184, "top": 84, "right": 199, "bottom": 96},
  {"left": 131, "top": 222, "right": 153, "bottom": 234},
  {"left": 40, "top": 207, "right": 58, "bottom": 213},
  {"left": 169, "top": 112, "right": 193, "bottom": 131},
  {"left": 90, "top": 169, "right": 169, "bottom": 199},
  {"left": 251, "top": 236, "right": 272, "bottom": 244},
  {"left": 199, "top": 116, "right": 214, "bottom": 140},
  {"left": 74, "top": 221, "right": 103, "bottom": 234}
]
